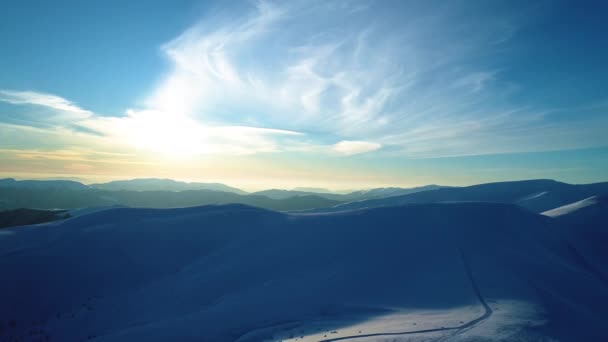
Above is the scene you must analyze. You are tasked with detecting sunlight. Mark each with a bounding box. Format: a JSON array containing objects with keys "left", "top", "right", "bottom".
[{"left": 123, "top": 109, "right": 208, "bottom": 157}]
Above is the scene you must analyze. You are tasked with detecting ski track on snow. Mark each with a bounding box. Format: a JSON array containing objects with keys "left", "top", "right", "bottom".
[
  {"left": 317, "top": 249, "right": 492, "bottom": 342},
  {"left": 231, "top": 248, "right": 493, "bottom": 342}
]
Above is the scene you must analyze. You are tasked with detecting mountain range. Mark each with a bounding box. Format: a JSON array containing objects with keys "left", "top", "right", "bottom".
[
  {"left": 251, "top": 185, "right": 445, "bottom": 201},
  {"left": 3, "top": 178, "right": 608, "bottom": 216},
  {"left": 0, "top": 178, "right": 445, "bottom": 212},
  {"left": 89, "top": 178, "right": 247, "bottom": 194}
]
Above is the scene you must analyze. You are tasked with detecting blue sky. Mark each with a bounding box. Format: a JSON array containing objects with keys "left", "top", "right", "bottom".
[{"left": 0, "top": 0, "right": 607, "bottom": 190}]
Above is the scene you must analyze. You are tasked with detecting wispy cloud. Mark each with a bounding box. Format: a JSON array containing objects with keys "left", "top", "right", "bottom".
[
  {"left": 0, "top": 89, "right": 306, "bottom": 158},
  {"left": 0, "top": 90, "right": 93, "bottom": 118},
  {"left": 332, "top": 140, "right": 381, "bottom": 156},
  {"left": 2, "top": 0, "right": 607, "bottom": 164},
  {"left": 452, "top": 71, "right": 497, "bottom": 93},
  {"left": 133, "top": 0, "right": 567, "bottom": 157}
]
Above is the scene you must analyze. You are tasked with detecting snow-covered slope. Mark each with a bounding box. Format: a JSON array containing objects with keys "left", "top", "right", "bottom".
[
  {"left": 1, "top": 203, "right": 607, "bottom": 341},
  {"left": 543, "top": 195, "right": 608, "bottom": 283},
  {"left": 252, "top": 185, "right": 445, "bottom": 201},
  {"left": 514, "top": 191, "right": 566, "bottom": 213},
  {"left": 542, "top": 195, "right": 607, "bottom": 218},
  {"left": 307, "top": 179, "right": 608, "bottom": 214},
  {"left": 342, "top": 185, "right": 445, "bottom": 201}
]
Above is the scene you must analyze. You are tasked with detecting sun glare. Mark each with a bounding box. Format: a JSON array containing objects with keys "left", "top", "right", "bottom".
[{"left": 123, "top": 109, "right": 207, "bottom": 157}]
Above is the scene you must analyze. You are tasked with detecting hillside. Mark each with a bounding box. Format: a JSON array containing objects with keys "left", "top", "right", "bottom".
[
  {"left": 309, "top": 179, "right": 608, "bottom": 213},
  {"left": 0, "top": 208, "right": 69, "bottom": 229},
  {"left": 543, "top": 196, "right": 608, "bottom": 281},
  {"left": 1, "top": 203, "right": 607, "bottom": 341},
  {"left": 253, "top": 185, "right": 445, "bottom": 201}
]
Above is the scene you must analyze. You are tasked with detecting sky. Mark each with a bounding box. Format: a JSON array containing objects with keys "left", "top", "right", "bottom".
[{"left": 0, "top": 0, "right": 607, "bottom": 191}]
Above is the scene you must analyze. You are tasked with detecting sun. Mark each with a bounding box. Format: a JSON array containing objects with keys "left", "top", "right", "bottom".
[{"left": 122, "top": 109, "right": 209, "bottom": 158}]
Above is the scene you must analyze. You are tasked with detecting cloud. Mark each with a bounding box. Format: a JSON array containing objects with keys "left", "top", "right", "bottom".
[
  {"left": 0, "top": 90, "right": 93, "bottom": 118},
  {"left": 1, "top": 2, "right": 546, "bottom": 160},
  {"left": 134, "top": 0, "right": 554, "bottom": 158},
  {"left": 332, "top": 140, "right": 381, "bottom": 156},
  {"left": 3, "top": 0, "right": 607, "bottom": 162},
  {"left": 0, "top": 89, "right": 306, "bottom": 157},
  {"left": 146, "top": 0, "right": 285, "bottom": 118},
  {"left": 452, "top": 71, "right": 497, "bottom": 93},
  {"left": 145, "top": 1, "right": 405, "bottom": 137}
]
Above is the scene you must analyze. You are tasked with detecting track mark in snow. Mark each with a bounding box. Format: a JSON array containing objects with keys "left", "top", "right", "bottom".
[{"left": 318, "top": 249, "right": 493, "bottom": 342}]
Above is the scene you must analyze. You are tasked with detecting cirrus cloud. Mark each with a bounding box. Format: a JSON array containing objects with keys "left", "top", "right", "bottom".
[
  {"left": 332, "top": 140, "right": 381, "bottom": 156},
  {"left": 0, "top": 90, "right": 93, "bottom": 118},
  {"left": 2, "top": 0, "right": 608, "bottom": 163}
]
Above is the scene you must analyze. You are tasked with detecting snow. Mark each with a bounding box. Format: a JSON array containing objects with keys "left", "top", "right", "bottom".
[
  {"left": 543, "top": 195, "right": 608, "bottom": 284},
  {"left": 68, "top": 206, "right": 126, "bottom": 217},
  {"left": 1, "top": 202, "right": 607, "bottom": 341},
  {"left": 304, "top": 179, "right": 608, "bottom": 214},
  {"left": 518, "top": 191, "right": 549, "bottom": 202},
  {"left": 238, "top": 300, "right": 544, "bottom": 342},
  {"left": 542, "top": 196, "right": 602, "bottom": 217}
]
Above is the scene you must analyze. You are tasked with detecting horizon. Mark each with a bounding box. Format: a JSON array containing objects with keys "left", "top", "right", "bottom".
[
  {"left": 1, "top": 173, "right": 605, "bottom": 194},
  {"left": 1, "top": 1, "right": 607, "bottom": 190}
]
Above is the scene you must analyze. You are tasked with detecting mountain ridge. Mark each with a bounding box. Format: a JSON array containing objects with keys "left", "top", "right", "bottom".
[{"left": 306, "top": 179, "right": 608, "bottom": 214}]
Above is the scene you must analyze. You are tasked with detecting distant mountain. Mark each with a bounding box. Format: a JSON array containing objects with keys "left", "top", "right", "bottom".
[
  {"left": 0, "top": 187, "right": 341, "bottom": 212},
  {"left": 307, "top": 179, "right": 608, "bottom": 213},
  {"left": 90, "top": 178, "right": 247, "bottom": 194},
  {"left": 0, "top": 178, "right": 89, "bottom": 190},
  {"left": 292, "top": 187, "right": 331, "bottom": 193},
  {"left": 1, "top": 202, "right": 607, "bottom": 341},
  {"left": 251, "top": 189, "right": 334, "bottom": 200},
  {"left": 253, "top": 184, "right": 446, "bottom": 201},
  {"left": 0, "top": 178, "right": 445, "bottom": 203},
  {"left": 343, "top": 185, "right": 445, "bottom": 200}
]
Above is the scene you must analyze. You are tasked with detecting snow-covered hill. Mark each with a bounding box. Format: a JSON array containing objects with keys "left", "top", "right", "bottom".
[
  {"left": 253, "top": 185, "right": 444, "bottom": 201},
  {"left": 1, "top": 202, "right": 607, "bottom": 341},
  {"left": 543, "top": 196, "right": 608, "bottom": 283},
  {"left": 307, "top": 179, "right": 608, "bottom": 214}
]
